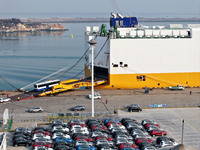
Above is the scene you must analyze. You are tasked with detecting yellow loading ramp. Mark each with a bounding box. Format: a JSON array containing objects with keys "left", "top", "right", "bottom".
[{"left": 38, "top": 78, "right": 107, "bottom": 96}]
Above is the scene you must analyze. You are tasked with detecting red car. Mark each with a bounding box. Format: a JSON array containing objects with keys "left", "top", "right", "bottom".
[
  {"left": 95, "top": 135, "right": 113, "bottom": 141},
  {"left": 118, "top": 143, "right": 138, "bottom": 150},
  {"left": 33, "top": 142, "right": 52, "bottom": 148},
  {"left": 91, "top": 125, "right": 107, "bottom": 130},
  {"left": 144, "top": 123, "right": 160, "bottom": 129},
  {"left": 70, "top": 122, "right": 86, "bottom": 127},
  {"left": 34, "top": 130, "right": 51, "bottom": 136},
  {"left": 150, "top": 129, "right": 167, "bottom": 137},
  {"left": 75, "top": 136, "right": 93, "bottom": 142},
  {"left": 135, "top": 138, "right": 153, "bottom": 145},
  {"left": 106, "top": 121, "right": 122, "bottom": 127}
]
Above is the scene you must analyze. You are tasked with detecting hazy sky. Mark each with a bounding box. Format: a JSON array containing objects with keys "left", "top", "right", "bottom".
[{"left": 0, "top": 0, "right": 200, "bottom": 18}]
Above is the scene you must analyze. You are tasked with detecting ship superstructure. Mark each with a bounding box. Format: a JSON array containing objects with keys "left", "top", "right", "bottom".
[{"left": 85, "top": 13, "right": 200, "bottom": 89}]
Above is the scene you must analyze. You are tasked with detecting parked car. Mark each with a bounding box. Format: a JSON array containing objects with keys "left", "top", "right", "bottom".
[
  {"left": 141, "top": 145, "right": 157, "bottom": 150},
  {"left": 27, "top": 107, "right": 43, "bottom": 113},
  {"left": 54, "top": 137, "right": 73, "bottom": 143},
  {"left": 12, "top": 134, "right": 31, "bottom": 141},
  {"left": 135, "top": 138, "right": 153, "bottom": 145},
  {"left": 75, "top": 136, "right": 93, "bottom": 142},
  {"left": 51, "top": 132, "right": 70, "bottom": 140},
  {"left": 146, "top": 125, "right": 163, "bottom": 132},
  {"left": 32, "top": 141, "right": 52, "bottom": 148},
  {"left": 32, "top": 133, "right": 51, "bottom": 140},
  {"left": 127, "top": 104, "right": 142, "bottom": 112},
  {"left": 14, "top": 127, "right": 32, "bottom": 135},
  {"left": 34, "top": 130, "right": 51, "bottom": 136},
  {"left": 13, "top": 138, "right": 32, "bottom": 147},
  {"left": 149, "top": 130, "right": 167, "bottom": 137},
  {"left": 54, "top": 141, "right": 73, "bottom": 148},
  {"left": 76, "top": 145, "right": 96, "bottom": 150},
  {"left": 71, "top": 105, "right": 85, "bottom": 111},
  {"left": 33, "top": 146, "right": 53, "bottom": 150},
  {"left": 88, "top": 92, "right": 101, "bottom": 99},
  {"left": 0, "top": 97, "right": 11, "bottom": 103},
  {"left": 52, "top": 125, "right": 69, "bottom": 134},
  {"left": 156, "top": 136, "right": 178, "bottom": 147}
]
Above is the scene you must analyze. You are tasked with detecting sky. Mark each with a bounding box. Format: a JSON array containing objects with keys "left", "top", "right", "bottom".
[{"left": 0, "top": 0, "right": 200, "bottom": 18}]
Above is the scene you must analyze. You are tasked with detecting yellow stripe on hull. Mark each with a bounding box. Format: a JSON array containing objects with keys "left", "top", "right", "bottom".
[{"left": 96, "top": 72, "right": 200, "bottom": 89}]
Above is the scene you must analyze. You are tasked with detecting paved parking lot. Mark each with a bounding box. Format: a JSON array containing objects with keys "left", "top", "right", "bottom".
[
  {"left": 1, "top": 88, "right": 200, "bottom": 149},
  {"left": 118, "top": 107, "right": 200, "bottom": 149},
  {"left": 4, "top": 107, "right": 200, "bottom": 150}
]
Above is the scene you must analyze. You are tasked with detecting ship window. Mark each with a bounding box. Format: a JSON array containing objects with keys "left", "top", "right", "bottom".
[
  {"left": 124, "top": 64, "right": 128, "bottom": 67},
  {"left": 115, "top": 21, "right": 119, "bottom": 27},
  {"left": 137, "top": 75, "right": 146, "bottom": 81},
  {"left": 113, "top": 64, "right": 118, "bottom": 67},
  {"left": 120, "top": 20, "right": 123, "bottom": 26}
]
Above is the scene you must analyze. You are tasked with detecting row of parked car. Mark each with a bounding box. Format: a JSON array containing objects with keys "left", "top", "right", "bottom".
[{"left": 11, "top": 118, "right": 178, "bottom": 150}]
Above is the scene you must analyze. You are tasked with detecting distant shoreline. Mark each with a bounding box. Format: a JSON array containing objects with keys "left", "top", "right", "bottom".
[{"left": 20, "top": 17, "right": 200, "bottom": 23}]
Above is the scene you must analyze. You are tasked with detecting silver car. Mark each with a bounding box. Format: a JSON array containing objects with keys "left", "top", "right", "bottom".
[{"left": 27, "top": 107, "right": 43, "bottom": 113}]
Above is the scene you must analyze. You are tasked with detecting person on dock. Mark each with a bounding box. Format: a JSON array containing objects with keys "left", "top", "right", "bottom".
[
  {"left": 106, "top": 99, "right": 108, "bottom": 104},
  {"left": 17, "top": 97, "right": 20, "bottom": 101}
]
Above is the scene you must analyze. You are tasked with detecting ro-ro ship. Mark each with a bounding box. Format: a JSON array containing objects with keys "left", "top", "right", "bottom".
[{"left": 84, "top": 13, "right": 200, "bottom": 89}]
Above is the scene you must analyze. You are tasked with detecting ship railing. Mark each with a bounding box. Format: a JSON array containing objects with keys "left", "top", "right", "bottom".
[{"left": 109, "top": 29, "right": 191, "bottom": 39}]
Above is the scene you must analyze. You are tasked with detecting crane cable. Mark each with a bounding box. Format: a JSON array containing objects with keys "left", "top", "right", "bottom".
[
  {"left": 70, "top": 36, "right": 109, "bottom": 79},
  {"left": 52, "top": 35, "right": 98, "bottom": 79},
  {"left": 0, "top": 74, "right": 18, "bottom": 90},
  {"left": 20, "top": 36, "right": 98, "bottom": 90}
]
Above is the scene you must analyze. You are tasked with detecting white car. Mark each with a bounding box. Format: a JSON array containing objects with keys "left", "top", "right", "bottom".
[
  {"left": 115, "top": 138, "right": 132, "bottom": 145},
  {"left": 75, "top": 140, "right": 93, "bottom": 147},
  {"left": 32, "top": 133, "right": 51, "bottom": 140},
  {"left": 115, "top": 134, "right": 133, "bottom": 141},
  {"left": 33, "top": 146, "right": 53, "bottom": 150},
  {"left": 108, "top": 124, "right": 126, "bottom": 131},
  {"left": 90, "top": 132, "right": 104, "bottom": 138},
  {"left": 34, "top": 138, "right": 52, "bottom": 143},
  {"left": 95, "top": 139, "right": 110, "bottom": 146},
  {"left": 160, "top": 140, "right": 179, "bottom": 147},
  {"left": 0, "top": 97, "right": 11, "bottom": 103},
  {"left": 52, "top": 125, "right": 69, "bottom": 133},
  {"left": 51, "top": 132, "right": 70, "bottom": 140},
  {"left": 131, "top": 130, "right": 151, "bottom": 139},
  {"left": 146, "top": 126, "right": 163, "bottom": 132},
  {"left": 88, "top": 92, "right": 101, "bottom": 99},
  {"left": 70, "top": 126, "right": 88, "bottom": 132}
]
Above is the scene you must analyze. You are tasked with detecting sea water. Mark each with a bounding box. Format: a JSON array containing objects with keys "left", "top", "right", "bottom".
[{"left": 0, "top": 21, "right": 197, "bottom": 90}]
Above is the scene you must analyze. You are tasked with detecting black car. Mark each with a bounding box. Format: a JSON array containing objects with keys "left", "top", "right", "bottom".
[
  {"left": 127, "top": 104, "right": 142, "bottom": 112},
  {"left": 54, "top": 141, "right": 73, "bottom": 148},
  {"left": 12, "top": 134, "right": 31, "bottom": 141},
  {"left": 13, "top": 138, "right": 32, "bottom": 147},
  {"left": 52, "top": 119, "right": 67, "bottom": 127},
  {"left": 138, "top": 141, "right": 153, "bottom": 149},
  {"left": 121, "top": 118, "right": 137, "bottom": 125},
  {"left": 96, "top": 143, "right": 117, "bottom": 150},
  {"left": 54, "top": 144, "right": 71, "bottom": 150},
  {"left": 71, "top": 105, "right": 85, "bottom": 111}
]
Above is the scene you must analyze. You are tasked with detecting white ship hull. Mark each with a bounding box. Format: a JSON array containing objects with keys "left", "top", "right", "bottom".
[{"left": 85, "top": 20, "right": 200, "bottom": 89}]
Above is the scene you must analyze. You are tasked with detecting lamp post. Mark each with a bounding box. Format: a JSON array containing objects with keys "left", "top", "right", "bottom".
[
  {"left": 88, "top": 39, "right": 97, "bottom": 117},
  {"left": 181, "top": 119, "right": 184, "bottom": 144}
]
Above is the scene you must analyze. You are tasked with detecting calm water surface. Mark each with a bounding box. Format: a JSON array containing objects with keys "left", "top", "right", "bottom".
[{"left": 0, "top": 21, "right": 197, "bottom": 90}]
